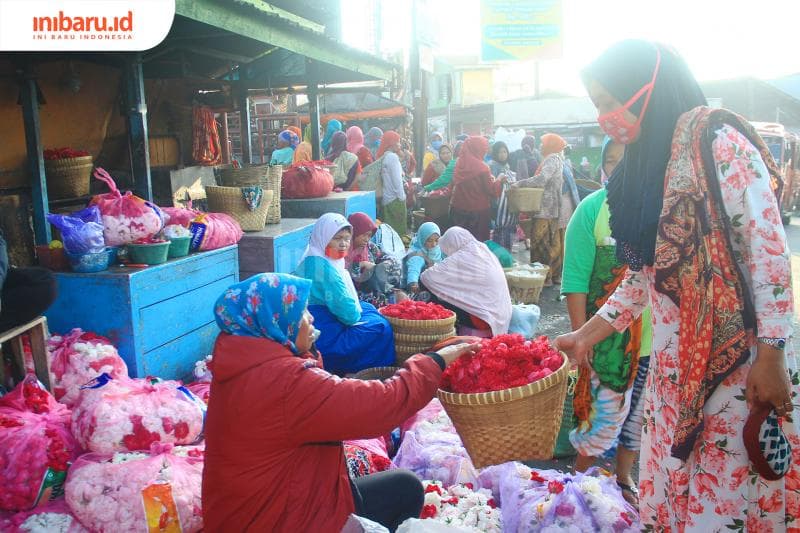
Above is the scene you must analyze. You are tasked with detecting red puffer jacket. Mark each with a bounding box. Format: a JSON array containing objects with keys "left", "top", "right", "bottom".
[{"left": 202, "top": 334, "right": 442, "bottom": 532}]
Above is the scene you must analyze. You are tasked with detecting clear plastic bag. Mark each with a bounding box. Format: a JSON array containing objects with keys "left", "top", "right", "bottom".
[
  {"left": 188, "top": 212, "right": 243, "bottom": 251},
  {"left": 508, "top": 304, "right": 541, "bottom": 339},
  {"left": 47, "top": 328, "right": 128, "bottom": 408},
  {"left": 71, "top": 374, "right": 206, "bottom": 453},
  {"left": 0, "top": 376, "right": 80, "bottom": 512},
  {"left": 90, "top": 168, "right": 165, "bottom": 246},
  {"left": 1, "top": 499, "right": 88, "bottom": 533},
  {"left": 64, "top": 444, "right": 204, "bottom": 533},
  {"left": 46, "top": 206, "right": 105, "bottom": 254}
]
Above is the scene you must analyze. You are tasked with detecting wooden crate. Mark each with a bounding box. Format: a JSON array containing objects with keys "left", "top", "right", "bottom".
[{"left": 45, "top": 246, "right": 239, "bottom": 380}]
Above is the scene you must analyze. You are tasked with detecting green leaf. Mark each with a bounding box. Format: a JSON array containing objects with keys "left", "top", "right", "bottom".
[
  {"left": 733, "top": 518, "right": 745, "bottom": 526},
  {"left": 731, "top": 213, "right": 743, "bottom": 227},
  {"left": 734, "top": 394, "right": 746, "bottom": 401},
  {"left": 716, "top": 438, "right": 728, "bottom": 448},
  {"left": 773, "top": 286, "right": 785, "bottom": 297}
]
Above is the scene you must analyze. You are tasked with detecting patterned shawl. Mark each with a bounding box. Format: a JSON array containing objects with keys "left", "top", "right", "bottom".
[{"left": 655, "top": 106, "right": 782, "bottom": 460}]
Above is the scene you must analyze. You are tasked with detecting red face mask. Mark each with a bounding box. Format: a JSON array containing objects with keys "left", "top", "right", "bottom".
[
  {"left": 325, "top": 246, "right": 348, "bottom": 260},
  {"left": 597, "top": 50, "right": 661, "bottom": 145}
]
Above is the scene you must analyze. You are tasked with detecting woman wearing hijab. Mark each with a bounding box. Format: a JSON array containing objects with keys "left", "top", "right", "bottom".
[
  {"left": 420, "top": 226, "right": 512, "bottom": 336},
  {"left": 346, "top": 212, "right": 403, "bottom": 307},
  {"left": 488, "top": 141, "right": 518, "bottom": 252},
  {"left": 423, "top": 140, "right": 463, "bottom": 193},
  {"left": 326, "top": 131, "right": 362, "bottom": 190},
  {"left": 422, "top": 144, "right": 453, "bottom": 187},
  {"left": 365, "top": 127, "right": 383, "bottom": 158},
  {"left": 403, "top": 222, "right": 443, "bottom": 295},
  {"left": 510, "top": 135, "right": 541, "bottom": 181},
  {"left": 270, "top": 130, "right": 299, "bottom": 166},
  {"left": 450, "top": 136, "right": 503, "bottom": 242},
  {"left": 555, "top": 40, "right": 797, "bottom": 531},
  {"left": 423, "top": 132, "right": 444, "bottom": 172},
  {"left": 293, "top": 141, "right": 313, "bottom": 164},
  {"left": 203, "top": 272, "right": 479, "bottom": 532},
  {"left": 347, "top": 125, "right": 374, "bottom": 169},
  {"left": 514, "top": 133, "right": 567, "bottom": 285},
  {"left": 597, "top": 137, "right": 624, "bottom": 186},
  {"left": 321, "top": 119, "right": 343, "bottom": 155},
  {"left": 287, "top": 125, "right": 302, "bottom": 140},
  {"left": 376, "top": 131, "right": 408, "bottom": 236},
  {"left": 293, "top": 213, "right": 396, "bottom": 375}
]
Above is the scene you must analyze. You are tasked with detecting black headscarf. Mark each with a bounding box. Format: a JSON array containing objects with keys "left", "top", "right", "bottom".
[{"left": 582, "top": 40, "right": 707, "bottom": 269}]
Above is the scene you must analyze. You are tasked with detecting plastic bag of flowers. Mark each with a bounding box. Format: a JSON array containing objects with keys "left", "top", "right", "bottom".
[
  {"left": 64, "top": 443, "right": 204, "bottom": 532},
  {"left": 184, "top": 355, "right": 213, "bottom": 404},
  {"left": 398, "top": 480, "right": 501, "bottom": 532},
  {"left": 47, "top": 329, "right": 128, "bottom": 408},
  {"left": 0, "top": 375, "right": 80, "bottom": 512},
  {"left": 392, "top": 410, "right": 478, "bottom": 489},
  {"left": 1, "top": 498, "right": 88, "bottom": 533},
  {"left": 344, "top": 438, "right": 392, "bottom": 479},
  {"left": 90, "top": 168, "right": 165, "bottom": 246},
  {"left": 71, "top": 374, "right": 206, "bottom": 453}
]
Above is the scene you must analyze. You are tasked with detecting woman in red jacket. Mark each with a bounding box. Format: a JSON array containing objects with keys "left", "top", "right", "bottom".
[
  {"left": 202, "top": 272, "right": 477, "bottom": 532},
  {"left": 449, "top": 136, "right": 503, "bottom": 241}
]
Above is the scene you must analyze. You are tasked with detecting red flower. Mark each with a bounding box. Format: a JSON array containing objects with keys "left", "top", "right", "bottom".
[
  {"left": 380, "top": 301, "right": 454, "bottom": 321},
  {"left": 424, "top": 483, "right": 442, "bottom": 495},
  {"left": 420, "top": 504, "right": 438, "bottom": 519},
  {"left": 548, "top": 480, "right": 565, "bottom": 494},
  {"left": 464, "top": 482, "right": 474, "bottom": 490},
  {"left": 487, "top": 498, "right": 498, "bottom": 509},
  {"left": 531, "top": 471, "right": 546, "bottom": 483}
]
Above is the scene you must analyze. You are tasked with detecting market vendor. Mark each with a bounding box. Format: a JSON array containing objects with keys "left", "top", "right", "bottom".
[
  {"left": 203, "top": 272, "right": 480, "bottom": 532},
  {"left": 346, "top": 212, "right": 403, "bottom": 307},
  {"left": 270, "top": 130, "right": 299, "bottom": 166},
  {"left": 294, "top": 213, "right": 396, "bottom": 375},
  {"left": 420, "top": 226, "right": 512, "bottom": 336},
  {"left": 403, "top": 222, "right": 443, "bottom": 296},
  {"left": 0, "top": 232, "right": 57, "bottom": 332}
]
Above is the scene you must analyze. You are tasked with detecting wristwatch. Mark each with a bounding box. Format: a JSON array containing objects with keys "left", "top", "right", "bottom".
[{"left": 759, "top": 337, "right": 786, "bottom": 350}]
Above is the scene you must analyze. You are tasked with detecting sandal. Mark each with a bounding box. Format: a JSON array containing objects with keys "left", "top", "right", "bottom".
[{"left": 617, "top": 481, "right": 639, "bottom": 509}]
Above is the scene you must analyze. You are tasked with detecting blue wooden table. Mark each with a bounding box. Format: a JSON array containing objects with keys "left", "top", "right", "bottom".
[
  {"left": 238, "top": 218, "right": 315, "bottom": 279},
  {"left": 46, "top": 245, "right": 239, "bottom": 381},
  {"left": 280, "top": 191, "right": 376, "bottom": 220}
]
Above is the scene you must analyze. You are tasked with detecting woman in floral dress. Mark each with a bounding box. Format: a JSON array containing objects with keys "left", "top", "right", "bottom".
[{"left": 556, "top": 40, "right": 798, "bottom": 531}]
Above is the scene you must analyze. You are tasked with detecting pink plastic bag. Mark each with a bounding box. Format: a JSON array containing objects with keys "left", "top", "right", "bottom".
[
  {"left": 71, "top": 374, "right": 206, "bottom": 453},
  {"left": 1, "top": 499, "right": 88, "bottom": 533},
  {"left": 188, "top": 212, "right": 243, "bottom": 251},
  {"left": 162, "top": 206, "right": 202, "bottom": 227},
  {"left": 90, "top": 168, "right": 165, "bottom": 246},
  {"left": 0, "top": 376, "right": 80, "bottom": 511},
  {"left": 185, "top": 382, "right": 210, "bottom": 404},
  {"left": 48, "top": 329, "right": 128, "bottom": 408},
  {"left": 65, "top": 444, "right": 204, "bottom": 533}
]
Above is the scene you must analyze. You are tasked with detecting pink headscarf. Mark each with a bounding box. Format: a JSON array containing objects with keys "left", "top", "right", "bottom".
[
  {"left": 346, "top": 126, "right": 365, "bottom": 154},
  {"left": 346, "top": 212, "right": 378, "bottom": 267}
]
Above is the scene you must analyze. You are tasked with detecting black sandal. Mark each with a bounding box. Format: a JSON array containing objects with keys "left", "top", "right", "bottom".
[{"left": 617, "top": 482, "right": 639, "bottom": 509}]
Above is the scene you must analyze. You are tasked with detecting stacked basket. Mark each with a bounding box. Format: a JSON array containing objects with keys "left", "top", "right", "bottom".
[
  {"left": 505, "top": 264, "right": 550, "bottom": 304},
  {"left": 217, "top": 164, "right": 282, "bottom": 223},
  {"left": 437, "top": 353, "right": 569, "bottom": 468},
  {"left": 381, "top": 311, "right": 457, "bottom": 365},
  {"left": 45, "top": 155, "right": 93, "bottom": 200}
]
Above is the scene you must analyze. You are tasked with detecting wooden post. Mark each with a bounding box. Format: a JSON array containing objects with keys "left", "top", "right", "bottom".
[
  {"left": 308, "top": 62, "right": 321, "bottom": 160},
  {"left": 123, "top": 53, "right": 153, "bottom": 201},
  {"left": 220, "top": 112, "right": 230, "bottom": 164},
  {"left": 239, "top": 87, "right": 252, "bottom": 166},
  {"left": 19, "top": 65, "right": 51, "bottom": 245}
]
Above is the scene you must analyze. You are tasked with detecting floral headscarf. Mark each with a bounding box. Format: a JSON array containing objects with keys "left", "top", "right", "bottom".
[{"left": 214, "top": 273, "right": 312, "bottom": 355}]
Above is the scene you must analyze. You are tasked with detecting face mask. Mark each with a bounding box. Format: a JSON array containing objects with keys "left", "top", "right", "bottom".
[
  {"left": 325, "top": 246, "right": 348, "bottom": 260},
  {"left": 431, "top": 140, "right": 443, "bottom": 151},
  {"left": 597, "top": 50, "right": 661, "bottom": 145}
]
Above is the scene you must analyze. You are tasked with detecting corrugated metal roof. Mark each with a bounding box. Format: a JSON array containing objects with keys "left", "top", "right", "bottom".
[{"left": 494, "top": 96, "right": 598, "bottom": 127}]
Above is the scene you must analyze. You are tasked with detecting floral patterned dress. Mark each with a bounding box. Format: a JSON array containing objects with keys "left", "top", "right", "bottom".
[{"left": 599, "top": 125, "right": 798, "bottom": 532}]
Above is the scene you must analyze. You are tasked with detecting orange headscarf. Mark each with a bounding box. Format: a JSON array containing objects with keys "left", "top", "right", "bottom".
[
  {"left": 376, "top": 131, "right": 401, "bottom": 158},
  {"left": 540, "top": 133, "right": 567, "bottom": 158},
  {"left": 293, "top": 142, "right": 313, "bottom": 164},
  {"left": 287, "top": 126, "right": 302, "bottom": 140}
]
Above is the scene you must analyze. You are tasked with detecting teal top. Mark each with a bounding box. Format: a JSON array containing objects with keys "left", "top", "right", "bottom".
[
  {"left": 270, "top": 147, "right": 295, "bottom": 166},
  {"left": 424, "top": 158, "right": 456, "bottom": 191},
  {"left": 294, "top": 255, "right": 362, "bottom": 326}
]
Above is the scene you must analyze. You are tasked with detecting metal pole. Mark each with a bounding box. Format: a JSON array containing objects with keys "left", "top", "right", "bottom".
[
  {"left": 220, "top": 112, "right": 231, "bottom": 164},
  {"left": 20, "top": 65, "right": 51, "bottom": 245},
  {"left": 411, "top": 0, "right": 426, "bottom": 176},
  {"left": 308, "top": 60, "right": 322, "bottom": 160},
  {"left": 124, "top": 53, "right": 152, "bottom": 201},
  {"left": 239, "top": 86, "right": 252, "bottom": 166}
]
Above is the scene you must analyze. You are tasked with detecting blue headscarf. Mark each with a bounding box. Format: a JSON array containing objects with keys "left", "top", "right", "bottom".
[
  {"left": 279, "top": 130, "right": 300, "bottom": 149},
  {"left": 407, "top": 222, "right": 442, "bottom": 262},
  {"left": 321, "top": 119, "right": 343, "bottom": 154},
  {"left": 365, "top": 127, "right": 383, "bottom": 155},
  {"left": 214, "top": 273, "right": 312, "bottom": 354}
]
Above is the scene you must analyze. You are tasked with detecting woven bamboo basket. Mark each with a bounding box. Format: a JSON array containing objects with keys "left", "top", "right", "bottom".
[
  {"left": 265, "top": 165, "right": 282, "bottom": 223},
  {"left": 508, "top": 187, "right": 544, "bottom": 213},
  {"left": 381, "top": 312, "right": 457, "bottom": 335},
  {"left": 437, "top": 353, "right": 569, "bottom": 468},
  {"left": 394, "top": 329, "right": 456, "bottom": 345},
  {"left": 217, "top": 166, "right": 268, "bottom": 187},
  {"left": 353, "top": 366, "right": 399, "bottom": 381},
  {"left": 206, "top": 186, "right": 273, "bottom": 231},
  {"left": 395, "top": 344, "right": 435, "bottom": 365},
  {"left": 505, "top": 271, "right": 546, "bottom": 304},
  {"left": 422, "top": 195, "right": 450, "bottom": 219},
  {"left": 45, "top": 156, "right": 93, "bottom": 199}
]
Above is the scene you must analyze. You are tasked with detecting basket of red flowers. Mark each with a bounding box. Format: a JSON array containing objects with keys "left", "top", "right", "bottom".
[
  {"left": 436, "top": 334, "right": 569, "bottom": 468},
  {"left": 380, "top": 301, "right": 457, "bottom": 364},
  {"left": 44, "top": 147, "right": 93, "bottom": 200}
]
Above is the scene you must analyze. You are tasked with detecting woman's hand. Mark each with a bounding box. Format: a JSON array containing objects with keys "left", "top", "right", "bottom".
[
  {"left": 554, "top": 332, "right": 593, "bottom": 369},
  {"left": 436, "top": 342, "right": 481, "bottom": 367},
  {"left": 747, "top": 344, "right": 793, "bottom": 419}
]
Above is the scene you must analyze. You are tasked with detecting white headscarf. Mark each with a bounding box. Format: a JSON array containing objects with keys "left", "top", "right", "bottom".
[
  {"left": 301, "top": 213, "right": 362, "bottom": 312},
  {"left": 420, "top": 226, "right": 512, "bottom": 335}
]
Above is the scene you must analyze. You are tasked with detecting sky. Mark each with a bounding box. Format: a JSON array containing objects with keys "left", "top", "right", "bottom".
[{"left": 342, "top": 0, "right": 800, "bottom": 96}]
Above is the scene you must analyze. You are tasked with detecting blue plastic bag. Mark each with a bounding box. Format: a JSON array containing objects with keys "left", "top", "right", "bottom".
[
  {"left": 46, "top": 206, "right": 106, "bottom": 254},
  {"left": 508, "top": 303, "right": 541, "bottom": 339}
]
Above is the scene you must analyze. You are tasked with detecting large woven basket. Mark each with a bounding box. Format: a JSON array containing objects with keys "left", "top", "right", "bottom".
[
  {"left": 206, "top": 186, "right": 273, "bottom": 231},
  {"left": 394, "top": 329, "right": 456, "bottom": 345},
  {"left": 508, "top": 187, "right": 544, "bottom": 213},
  {"left": 265, "top": 165, "right": 282, "bottom": 223},
  {"left": 218, "top": 165, "right": 282, "bottom": 223},
  {"left": 422, "top": 195, "right": 450, "bottom": 219},
  {"left": 381, "top": 312, "right": 457, "bottom": 335},
  {"left": 45, "top": 156, "right": 93, "bottom": 199},
  {"left": 353, "top": 366, "right": 399, "bottom": 381},
  {"left": 506, "top": 271, "right": 547, "bottom": 304},
  {"left": 437, "top": 354, "right": 569, "bottom": 468}
]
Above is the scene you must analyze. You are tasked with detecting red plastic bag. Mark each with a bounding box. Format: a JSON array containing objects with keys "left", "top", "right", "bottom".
[
  {"left": 282, "top": 162, "right": 334, "bottom": 199},
  {"left": 71, "top": 375, "right": 206, "bottom": 453},
  {"left": 48, "top": 329, "right": 128, "bottom": 408},
  {"left": 162, "top": 206, "right": 202, "bottom": 227},
  {"left": 89, "top": 168, "right": 165, "bottom": 246},
  {"left": 1, "top": 499, "right": 88, "bottom": 533},
  {"left": 185, "top": 382, "right": 210, "bottom": 404},
  {"left": 0, "top": 376, "right": 80, "bottom": 512},
  {"left": 65, "top": 444, "right": 204, "bottom": 532},
  {"left": 188, "top": 212, "right": 243, "bottom": 251}
]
